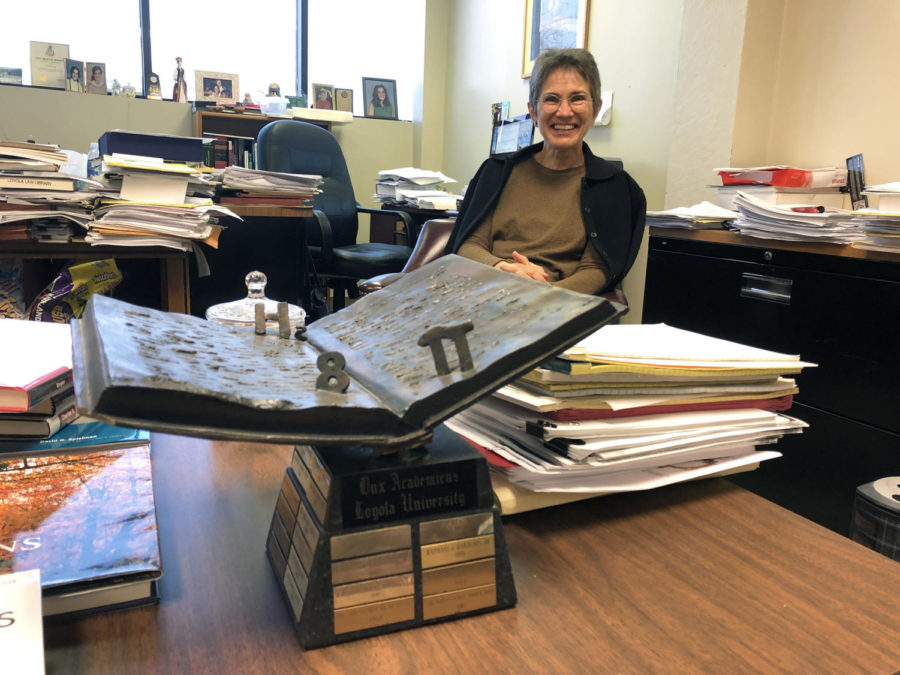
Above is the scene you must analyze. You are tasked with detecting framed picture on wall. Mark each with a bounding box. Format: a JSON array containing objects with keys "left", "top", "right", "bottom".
[
  {"left": 522, "top": 0, "right": 591, "bottom": 78},
  {"left": 362, "top": 77, "right": 397, "bottom": 120},
  {"left": 335, "top": 87, "right": 353, "bottom": 113},
  {"left": 312, "top": 83, "right": 335, "bottom": 110},
  {"left": 195, "top": 70, "right": 239, "bottom": 104}
]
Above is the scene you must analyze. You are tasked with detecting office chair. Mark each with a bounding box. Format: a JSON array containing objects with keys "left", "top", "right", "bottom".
[
  {"left": 358, "top": 218, "right": 456, "bottom": 294},
  {"left": 256, "top": 120, "right": 414, "bottom": 310},
  {"left": 358, "top": 216, "right": 628, "bottom": 309}
]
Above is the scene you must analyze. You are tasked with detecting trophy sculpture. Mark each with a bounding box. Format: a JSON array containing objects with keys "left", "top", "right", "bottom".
[{"left": 71, "top": 255, "right": 625, "bottom": 648}]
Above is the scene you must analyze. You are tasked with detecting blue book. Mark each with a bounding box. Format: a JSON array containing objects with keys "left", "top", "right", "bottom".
[{"left": 0, "top": 416, "right": 150, "bottom": 458}]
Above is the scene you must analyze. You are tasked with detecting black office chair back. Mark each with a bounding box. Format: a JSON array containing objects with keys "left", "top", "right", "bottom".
[{"left": 257, "top": 120, "right": 358, "bottom": 248}]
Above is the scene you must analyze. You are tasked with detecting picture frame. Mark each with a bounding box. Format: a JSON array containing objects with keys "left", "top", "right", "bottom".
[
  {"left": 194, "top": 70, "right": 239, "bottom": 105},
  {"left": 522, "top": 0, "right": 591, "bottom": 78},
  {"left": 312, "top": 83, "right": 335, "bottom": 110},
  {"left": 335, "top": 87, "right": 353, "bottom": 113},
  {"left": 64, "top": 58, "right": 84, "bottom": 93},
  {"left": 362, "top": 77, "right": 398, "bottom": 120},
  {"left": 85, "top": 62, "right": 107, "bottom": 95}
]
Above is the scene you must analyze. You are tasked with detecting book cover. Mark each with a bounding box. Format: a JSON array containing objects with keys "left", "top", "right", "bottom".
[
  {"left": 98, "top": 130, "right": 202, "bottom": 164},
  {"left": 25, "top": 386, "right": 75, "bottom": 416},
  {"left": 71, "top": 255, "right": 625, "bottom": 448},
  {"left": 0, "top": 445, "right": 162, "bottom": 617},
  {"left": 0, "top": 394, "right": 77, "bottom": 438},
  {"left": 0, "top": 175, "right": 76, "bottom": 191},
  {"left": 0, "top": 320, "right": 73, "bottom": 413},
  {"left": 0, "top": 417, "right": 151, "bottom": 459}
]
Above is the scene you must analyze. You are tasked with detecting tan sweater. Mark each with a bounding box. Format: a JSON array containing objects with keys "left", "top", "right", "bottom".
[{"left": 457, "top": 157, "right": 608, "bottom": 294}]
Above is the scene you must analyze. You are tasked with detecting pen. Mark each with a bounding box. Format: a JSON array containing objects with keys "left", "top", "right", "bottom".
[{"left": 790, "top": 206, "right": 825, "bottom": 213}]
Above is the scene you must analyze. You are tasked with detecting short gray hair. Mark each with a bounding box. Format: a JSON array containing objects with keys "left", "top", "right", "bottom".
[{"left": 529, "top": 48, "right": 602, "bottom": 114}]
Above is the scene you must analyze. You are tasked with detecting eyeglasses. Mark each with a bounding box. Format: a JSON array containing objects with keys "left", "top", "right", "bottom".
[{"left": 539, "top": 93, "right": 592, "bottom": 111}]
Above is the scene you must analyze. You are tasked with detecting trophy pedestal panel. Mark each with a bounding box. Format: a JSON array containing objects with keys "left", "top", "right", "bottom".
[{"left": 265, "top": 425, "right": 517, "bottom": 649}]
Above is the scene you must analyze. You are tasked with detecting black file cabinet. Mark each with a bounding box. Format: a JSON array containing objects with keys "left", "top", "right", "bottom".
[{"left": 643, "top": 229, "right": 900, "bottom": 535}]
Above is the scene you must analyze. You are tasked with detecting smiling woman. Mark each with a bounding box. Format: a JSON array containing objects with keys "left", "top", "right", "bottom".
[{"left": 445, "top": 48, "right": 647, "bottom": 298}]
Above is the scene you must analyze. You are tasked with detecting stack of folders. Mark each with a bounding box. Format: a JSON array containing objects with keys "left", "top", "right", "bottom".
[
  {"left": 731, "top": 190, "right": 864, "bottom": 244},
  {"left": 646, "top": 201, "right": 736, "bottom": 230},
  {"left": 445, "top": 323, "right": 815, "bottom": 508},
  {"left": 0, "top": 140, "right": 98, "bottom": 243},
  {"left": 90, "top": 153, "right": 230, "bottom": 252},
  {"left": 216, "top": 165, "right": 323, "bottom": 206},
  {"left": 852, "top": 181, "right": 900, "bottom": 253}
]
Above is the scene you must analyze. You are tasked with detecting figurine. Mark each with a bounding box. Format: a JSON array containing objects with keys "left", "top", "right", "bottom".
[
  {"left": 243, "top": 92, "right": 254, "bottom": 105},
  {"left": 268, "top": 83, "right": 281, "bottom": 97},
  {"left": 173, "top": 56, "right": 188, "bottom": 102},
  {"left": 111, "top": 79, "right": 121, "bottom": 97}
]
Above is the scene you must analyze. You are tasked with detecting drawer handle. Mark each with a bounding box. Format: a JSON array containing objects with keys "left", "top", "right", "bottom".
[{"left": 740, "top": 273, "right": 792, "bottom": 304}]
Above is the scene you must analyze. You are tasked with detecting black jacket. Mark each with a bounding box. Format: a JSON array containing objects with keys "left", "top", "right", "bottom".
[{"left": 445, "top": 142, "right": 647, "bottom": 292}]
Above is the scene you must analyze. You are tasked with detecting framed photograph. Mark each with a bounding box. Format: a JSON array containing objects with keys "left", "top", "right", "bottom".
[
  {"left": 194, "top": 70, "right": 239, "bottom": 104},
  {"left": 85, "top": 62, "right": 107, "bottom": 95},
  {"left": 522, "top": 0, "right": 591, "bottom": 78},
  {"left": 312, "top": 83, "right": 335, "bottom": 110},
  {"left": 29, "top": 41, "right": 68, "bottom": 89},
  {"left": 335, "top": 87, "right": 353, "bottom": 113},
  {"left": 65, "top": 59, "right": 84, "bottom": 93},
  {"left": 362, "top": 77, "right": 397, "bottom": 120}
]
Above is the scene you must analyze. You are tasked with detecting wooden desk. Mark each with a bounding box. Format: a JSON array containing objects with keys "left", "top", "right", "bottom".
[
  {"left": 43, "top": 435, "right": 900, "bottom": 672},
  {"left": 1, "top": 241, "right": 190, "bottom": 314}
]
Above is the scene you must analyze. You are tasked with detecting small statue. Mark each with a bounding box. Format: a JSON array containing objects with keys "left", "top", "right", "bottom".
[
  {"left": 268, "top": 83, "right": 281, "bottom": 97},
  {"left": 173, "top": 56, "right": 188, "bottom": 103},
  {"left": 111, "top": 78, "right": 121, "bottom": 97},
  {"left": 243, "top": 92, "right": 254, "bottom": 105}
]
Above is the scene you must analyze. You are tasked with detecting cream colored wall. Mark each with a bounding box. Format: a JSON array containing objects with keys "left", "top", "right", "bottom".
[
  {"left": 440, "top": 0, "right": 688, "bottom": 323},
  {"left": 735, "top": 0, "right": 900, "bottom": 185}
]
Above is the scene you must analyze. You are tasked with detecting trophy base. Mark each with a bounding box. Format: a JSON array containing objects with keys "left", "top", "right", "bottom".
[{"left": 265, "top": 424, "right": 516, "bottom": 649}]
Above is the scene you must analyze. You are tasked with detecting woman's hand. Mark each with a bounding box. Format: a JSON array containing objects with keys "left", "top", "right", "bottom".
[{"left": 495, "top": 251, "right": 550, "bottom": 283}]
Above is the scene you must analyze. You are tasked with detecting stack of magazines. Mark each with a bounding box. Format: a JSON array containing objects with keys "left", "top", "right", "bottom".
[{"left": 446, "top": 323, "right": 815, "bottom": 496}]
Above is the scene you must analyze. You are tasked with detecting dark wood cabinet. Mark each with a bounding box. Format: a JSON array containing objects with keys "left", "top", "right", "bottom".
[{"left": 643, "top": 228, "right": 900, "bottom": 535}]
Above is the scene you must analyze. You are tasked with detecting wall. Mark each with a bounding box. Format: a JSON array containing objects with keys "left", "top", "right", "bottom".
[
  {"left": 440, "top": 0, "right": 688, "bottom": 323},
  {"left": 735, "top": 0, "right": 900, "bottom": 185}
]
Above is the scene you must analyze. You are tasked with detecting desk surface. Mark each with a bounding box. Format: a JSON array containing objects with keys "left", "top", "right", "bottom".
[{"left": 44, "top": 435, "right": 900, "bottom": 673}]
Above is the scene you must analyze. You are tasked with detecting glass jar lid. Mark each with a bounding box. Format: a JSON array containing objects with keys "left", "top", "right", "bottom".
[{"left": 205, "top": 270, "right": 306, "bottom": 329}]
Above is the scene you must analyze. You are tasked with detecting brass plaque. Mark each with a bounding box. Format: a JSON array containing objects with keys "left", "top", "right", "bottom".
[
  {"left": 283, "top": 566, "right": 306, "bottom": 623},
  {"left": 422, "top": 583, "right": 497, "bottom": 620},
  {"left": 275, "top": 491, "right": 296, "bottom": 532},
  {"left": 333, "top": 596, "right": 415, "bottom": 635},
  {"left": 287, "top": 547, "right": 309, "bottom": 599},
  {"left": 294, "top": 495, "right": 320, "bottom": 556},
  {"left": 291, "top": 521, "right": 315, "bottom": 575},
  {"left": 331, "top": 524, "right": 411, "bottom": 561},
  {"left": 332, "top": 572, "right": 414, "bottom": 609},
  {"left": 271, "top": 510, "right": 291, "bottom": 558},
  {"left": 291, "top": 461, "right": 327, "bottom": 523},
  {"left": 422, "top": 558, "right": 495, "bottom": 596},
  {"left": 267, "top": 530, "right": 287, "bottom": 580},
  {"left": 420, "top": 534, "right": 495, "bottom": 569},
  {"left": 331, "top": 548, "right": 413, "bottom": 586},
  {"left": 420, "top": 512, "right": 494, "bottom": 545},
  {"left": 298, "top": 444, "right": 332, "bottom": 495},
  {"left": 281, "top": 473, "right": 301, "bottom": 515}
]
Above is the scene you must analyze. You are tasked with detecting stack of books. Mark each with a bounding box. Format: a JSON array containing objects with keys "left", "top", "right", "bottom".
[
  {"left": 216, "top": 165, "right": 322, "bottom": 207},
  {"left": 0, "top": 140, "right": 97, "bottom": 243},
  {"left": 445, "top": 323, "right": 815, "bottom": 510},
  {"left": 0, "top": 318, "right": 160, "bottom": 619},
  {"left": 374, "top": 167, "right": 459, "bottom": 209}
]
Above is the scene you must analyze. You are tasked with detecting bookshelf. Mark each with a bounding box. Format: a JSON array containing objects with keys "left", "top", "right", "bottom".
[{"left": 195, "top": 111, "right": 330, "bottom": 141}]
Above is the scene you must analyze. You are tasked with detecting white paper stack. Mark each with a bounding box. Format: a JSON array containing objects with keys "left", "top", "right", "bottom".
[
  {"left": 646, "top": 201, "right": 736, "bottom": 230},
  {"left": 852, "top": 182, "right": 900, "bottom": 253},
  {"left": 732, "top": 190, "right": 864, "bottom": 243},
  {"left": 446, "top": 323, "right": 816, "bottom": 495},
  {"left": 375, "top": 167, "right": 456, "bottom": 206},
  {"left": 219, "top": 166, "right": 322, "bottom": 195}
]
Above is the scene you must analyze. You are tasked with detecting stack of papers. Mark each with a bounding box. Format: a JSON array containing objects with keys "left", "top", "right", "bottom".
[
  {"left": 218, "top": 166, "right": 322, "bottom": 196},
  {"left": 646, "top": 201, "right": 736, "bottom": 230},
  {"left": 86, "top": 154, "right": 229, "bottom": 251},
  {"left": 375, "top": 167, "right": 458, "bottom": 208},
  {"left": 446, "top": 323, "right": 815, "bottom": 494},
  {"left": 0, "top": 140, "right": 101, "bottom": 242},
  {"left": 732, "top": 190, "right": 864, "bottom": 243},
  {"left": 851, "top": 182, "right": 900, "bottom": 253}
]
